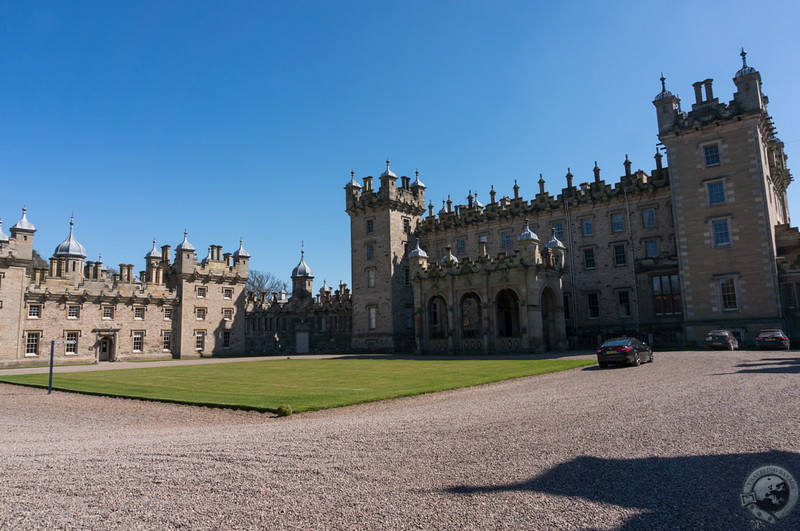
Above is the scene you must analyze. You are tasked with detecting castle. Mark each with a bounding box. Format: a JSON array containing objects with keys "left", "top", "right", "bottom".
[
  {"left": 0, "top": 214, "right": 249, "bottom": 365},
  {"left": 2, "top": 52, "right": 799, "bottom": 364},
  {"left": 346, "top": 51, "right": 799, "bottom": 353}
]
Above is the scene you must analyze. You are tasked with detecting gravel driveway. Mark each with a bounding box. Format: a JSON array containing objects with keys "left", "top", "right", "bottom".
[{"left": 1, "top": 350, "right": 798, "bottom": 530}]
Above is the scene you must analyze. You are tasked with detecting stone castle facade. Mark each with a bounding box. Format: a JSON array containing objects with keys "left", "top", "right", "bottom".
[
  {"left": 0, "top": 214, "right": 249, "bottom": 366},
  {"left": 3, "top": 52, "right": 799, "bottom": 363},
  {"left": 347, "top": 51, "right": 800, "bottom": 353}
]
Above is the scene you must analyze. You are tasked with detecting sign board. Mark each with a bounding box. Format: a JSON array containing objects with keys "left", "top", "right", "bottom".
[{"left": 52, "top": 340, "right": 77, "bottom": 345}]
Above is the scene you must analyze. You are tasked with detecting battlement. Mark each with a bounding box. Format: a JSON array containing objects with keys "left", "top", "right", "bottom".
[
  {"left": 345, "top": 162, "right": 427, "bottom": 216},
  {"left": 417, "top": 164, "right": 669, "bottom": 235}
]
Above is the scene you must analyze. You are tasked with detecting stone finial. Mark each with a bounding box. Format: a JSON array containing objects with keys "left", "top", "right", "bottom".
[
  {"left": 538, "top": 174, "right": 545, "bottom": 195},
  {"left": 593, "top": 161, "right": 601, "bottom": 183}
]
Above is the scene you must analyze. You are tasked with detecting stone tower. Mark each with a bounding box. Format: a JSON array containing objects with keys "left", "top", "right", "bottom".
[
  {"left": 654, "top": 50, "right": 792, "bottom": 343},
  {"left": 345, "top": 161, "right": 426, "bottom": 351}
]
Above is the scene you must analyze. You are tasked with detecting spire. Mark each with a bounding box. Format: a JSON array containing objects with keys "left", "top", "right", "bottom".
[
  {"left": 233, "top": 237, "right": 250, "bottom": 258},
  {"left": 411, "top": 168, "right": 426, "bottom": 189},
  {"left": 176, "top": 230, "right": 195, "bottom": 251},
  {"left": 735, "top": 47, "right": 757, "bottom": 77},
  {"left": 347, "top": 169, "right": 361, "bottom": 188},
  {"left": 11, "top": 207, "right": 36, "bottom": 232},
  {"left": 653, "top": 72, "right": 675, "bottom": 101},
  {"left": 145, "top": 239, "right": 162, "bottom": 259},
  {"left": 53, "top": 215, "right": 87, "bottom": 258}
]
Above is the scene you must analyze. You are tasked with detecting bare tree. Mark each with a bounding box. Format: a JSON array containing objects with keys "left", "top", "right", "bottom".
[{"left": 245, "top": 269, "right": 287, "bottom": 297}]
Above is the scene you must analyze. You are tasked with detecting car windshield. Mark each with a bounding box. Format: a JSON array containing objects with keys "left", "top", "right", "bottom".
[
  {"left": 758, "top": 331, "right": 783, "bottom": 337},
  {"left": 602, "top": 339, "right": 630, "bottom": 347}
]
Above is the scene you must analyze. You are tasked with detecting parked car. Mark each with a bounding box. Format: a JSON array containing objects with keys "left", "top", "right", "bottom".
[
  {"left": 596, "top": 337, "right": 653, "bottom": 368},
  {"left": 755, "top": 329, "right": 791, "bottom": 350},
  {"left": 705, "top": 330, "right": 739, "bottom": 350}
]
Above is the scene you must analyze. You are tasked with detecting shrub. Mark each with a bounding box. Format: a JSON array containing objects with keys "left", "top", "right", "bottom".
[{"left": 275, "top": 404, "right": 293, "bottom": 417}]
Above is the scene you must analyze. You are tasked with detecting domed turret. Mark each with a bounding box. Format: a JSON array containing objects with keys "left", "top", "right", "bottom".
[
  {"left": 233, "top": 238, "right": 250, "bottom": 258},
  {"left": 11, "top": 207, "right": 36, "bottom": 232},
  {"left": 518, "top": 219, "right": 539, "bottom": 242},
  {"left": 176, "top": 231, "right": 195, "bottom": 252},
  {"left": 145, "top": 239, "right": 162, "bottom": 259},
  {"left": 53, "top": 217, "right": 87, "bottom": 258}
]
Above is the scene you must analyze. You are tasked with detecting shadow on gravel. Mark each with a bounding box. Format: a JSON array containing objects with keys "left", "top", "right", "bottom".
[
  {"left": 734, "top": 357, "right": 800, "bottom": 374},
  {"left": 446, "top": 451, "right": 800, "bottom": 530}
]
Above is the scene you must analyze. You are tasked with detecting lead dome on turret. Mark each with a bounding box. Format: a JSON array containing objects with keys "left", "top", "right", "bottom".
[
  {"left": 53, "top": 218, "right": 87, "bottom": 258},
  {"left": 292, "top": 251, "right": 313, "bottom": 278},
  {"left": 380, "top": 159, "right": 397, "bottom": 178}
]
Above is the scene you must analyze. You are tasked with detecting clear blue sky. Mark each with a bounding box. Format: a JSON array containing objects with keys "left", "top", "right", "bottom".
[{"left": 2, "top": 1, "right": 799, "bottom": 290}]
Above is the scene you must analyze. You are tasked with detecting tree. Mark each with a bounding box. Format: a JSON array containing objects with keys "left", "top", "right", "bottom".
[{"left": 245, "top": 269, "right": 287, "bottom": 297}]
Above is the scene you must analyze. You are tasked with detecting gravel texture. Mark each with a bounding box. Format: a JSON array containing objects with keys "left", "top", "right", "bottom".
[{"left": 1, "top": 350, "right": 799, "bottom": 530}]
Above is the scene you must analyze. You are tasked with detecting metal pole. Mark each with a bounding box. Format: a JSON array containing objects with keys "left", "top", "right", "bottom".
[{"left": 48, "top": 340, "right": 55, "bottom": 394}]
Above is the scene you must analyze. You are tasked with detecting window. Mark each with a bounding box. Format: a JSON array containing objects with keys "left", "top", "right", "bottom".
[
  {"left": 222, "top": 330, "right": 231, "bottom": 349},
  {"left": 644, "top": 240, "right": 659, "bottom": 258},
  {"left": 366, "top": 219, "right": 375, "bottom": 234},
  {"left": 479, "top": 234, "right": 488, "bottom": 244},
  {"left": 134, "top": 307, "right": 145, "bottom": 320},
  {"left": 583, "top": 248, "right": 596, "bottom": 269},
  {"left": 613, "top": 244, "right": 627, "bottom": 266},
  {"left": 163, "top": 307, "right": 173, "bottom": 320},
  {"left": 404, "top": 267, "right": 410, "bottom": 286},
  {"left": 707, "top": 181, "right": 725, "bottom": 205},
  {"left": 456, "top": 239, "right": 466, "bottom": 255},
  {"left": 197, "top": 286, "right": 207, "bottom": 298},
  {"left": 162, "top": 331, "right": 172, "bottom": 351},
  {"left": 403, "top": 218, "right": 411, "bottom": 234},
  {"left": 223, "top": 308, "right": 233, "bottom": 320},
  {"left": 704, "top": 144, "right": 720, "bottom": 167},
  {"left": 501, "top": 231, "right": 513, "bottom": 248},
  {"left": 617, "top": 291, "right": 631, "bottom": 318},
  {"left": 581, "top": 218, "right": 593, "bottom": 236},
  {"left": 67, "top": 305, "right": 80, "bottom": 319},
  {"left": 25, "top": 332, "right": 40, "bottom": 356},
  {"left": 611, "top": 213, "right": 624, "bottom": 233},
  {"left": 223, "top": 288, "right": 233, "bottom": 299},
  {"left": 132, "top": 331, "right": 144, "bottom": 352},
  {"left": 196, "top": 307, "right": 206, "bottom": 320},
  {"left": 368, "top": 306, "right": 377, "bottom": 330},
  {"left": 587, "top": 294, "right": 599, "bottom": 319},
  {"left": 719, "top": 278, "right": 739, "bottom": 311},
  {"left": 366, "top": 268, "right": 376, "bottom": 288},
  {"left": 367, "top": 244, "right": 375, "bottom": 260},
  {"left": 642, "top": 208, "right": 656, "bottom": 228},
  {"left": 65, "top": 332, "right": 78, "bottom": 354},
  {"left": 102, "top": 307, "right": 114, "bottom": 320},
  {"left": 28, "top": 304, "right": 41, "bottom": 318},
  {"left": 195, "top": 330, "right": 206, "bottom": 351},
  {"left": 652, "top": 274, "right": 682, "bottom": 316},
  {"left": 553, "top": 223, "right": 564, "bottom": 240},
  {"left": 712, "top": 219, "right": 731, "bottom": 247}
]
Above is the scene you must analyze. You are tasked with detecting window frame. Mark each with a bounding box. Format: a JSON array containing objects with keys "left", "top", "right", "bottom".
[
  {"left": 583, "top": 248, "right": 596, "bottom": 270},
  {"left": 642, "top": 208, "right": 656, "bottom": 228},
  {"left": 587, "top": 293, "right": 600, "bottom": 319},
  {"left": 613, "top": 243, "right": 627, "bottom": 266},
  {"left": 704, "top": 143, "right": 721, "bottom": 167},
  {"left": 644, "top": 239, "right": 659, "bottom": 259},
  {"left": 28, "top": 304, "right": 42, "bottom": 319},
  {"left": 25, "top": 331, "right": 41, "bottom": 356},
  {"left": 102, "top": 306, "right": 114, "bottom": 320},
  {"left": 707, "top": 180, "right": 725, "bottom": 206},
  {"left": 580, "top": 218, "right": 593, "bottom": 237},
  {"left": 67, "top": 305, "right": 80, "bottom": 319},
  {"left": 711, "top": 218, "right": 731, "bottom": 247},
  {"left": 65, "top": 331, "right": 79, "bottom": 355},
  {"left": 610, "top": 212, "right": 624, "bottom": 233},
  {"left": 195, "top": 330, "right": 206, "bottom": 351},
  {"left": 132, "top": 331, "right": 144, "bottom": 352},
  {"left": 718, "top": 277, "right": 739, "bottom": 311}
]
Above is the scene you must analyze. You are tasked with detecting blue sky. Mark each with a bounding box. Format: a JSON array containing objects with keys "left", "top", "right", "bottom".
[{"left": 2, "top": 1, "right": 799, "bottom": 290}]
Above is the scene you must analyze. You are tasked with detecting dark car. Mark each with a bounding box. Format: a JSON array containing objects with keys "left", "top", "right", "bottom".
[
  {"left": 596, "top": 337, "right": 653, "bottom": 368},
  {"left": 755, "top": 329, "right": 790, "bottom": 350},
  {"left": 705, "top": 330, "right": 739, "bottom": 350}
]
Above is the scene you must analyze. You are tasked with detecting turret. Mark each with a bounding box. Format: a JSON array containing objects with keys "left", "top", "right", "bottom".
[
  {"left": 9, "top": 207, "right": 36, "bottom": 261},
  {"left": 232, "top": 238, "right": 250, "bottom": 274},
  {"left": 52, "top": 216, "right": 86, "bottom": 281},
  {"left": 291, "top": 248, "right": 314, "bottom": 300},
  {"left": 174, "top": 231, "right": 197, "bottom": 274},
  {"left": 145, "top": 240, "right": 164, "bottom": 284},
  {"left": 732, "top": 48, "right": 764, "bottom": 112},
  {"left": 653, "top": 74, "right": 681, "bottom": 134}
]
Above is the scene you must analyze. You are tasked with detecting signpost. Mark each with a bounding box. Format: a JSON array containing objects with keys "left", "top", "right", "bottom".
[{"left": 49, "top": 340, "right": 76, "bottom": 394}]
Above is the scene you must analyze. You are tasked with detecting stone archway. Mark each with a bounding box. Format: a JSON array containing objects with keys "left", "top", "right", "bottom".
[
  {"left": 459, "top": 292, "right": 482, "bottom": 351},
  {"left": 496, "top": 289, "right": 520, "bottom": 339}
]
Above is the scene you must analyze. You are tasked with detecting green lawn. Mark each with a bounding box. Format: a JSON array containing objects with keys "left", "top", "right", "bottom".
[{"left": 0, "top": 358, "right": 594, "bottom": 413}]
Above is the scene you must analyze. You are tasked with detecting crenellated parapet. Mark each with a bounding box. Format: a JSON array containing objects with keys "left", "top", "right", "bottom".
[
  {"left": 417, "top": 164, "right": 669, "bottom": 235},
  {"left": 345, "top": 162, "right": 427, "bottom": 216}
]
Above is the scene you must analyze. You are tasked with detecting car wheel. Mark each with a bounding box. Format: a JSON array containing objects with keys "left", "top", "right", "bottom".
[
  {"left": 633, "top": 354, "right": 641, "bottom": 366},
  {"left": 729, "top": 343, "right": 734, "bottom": 351}
]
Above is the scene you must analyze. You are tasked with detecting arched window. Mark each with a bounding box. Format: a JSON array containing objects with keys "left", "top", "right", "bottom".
[
  {"left": 496, "top": 289, "right": 520, "bottom": 338},
  {"left": 460, "top": 293, "right": 482, "bottom": 339},
  {"left": 429, "top": 296, "right": 448, "bottom": 339}
]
